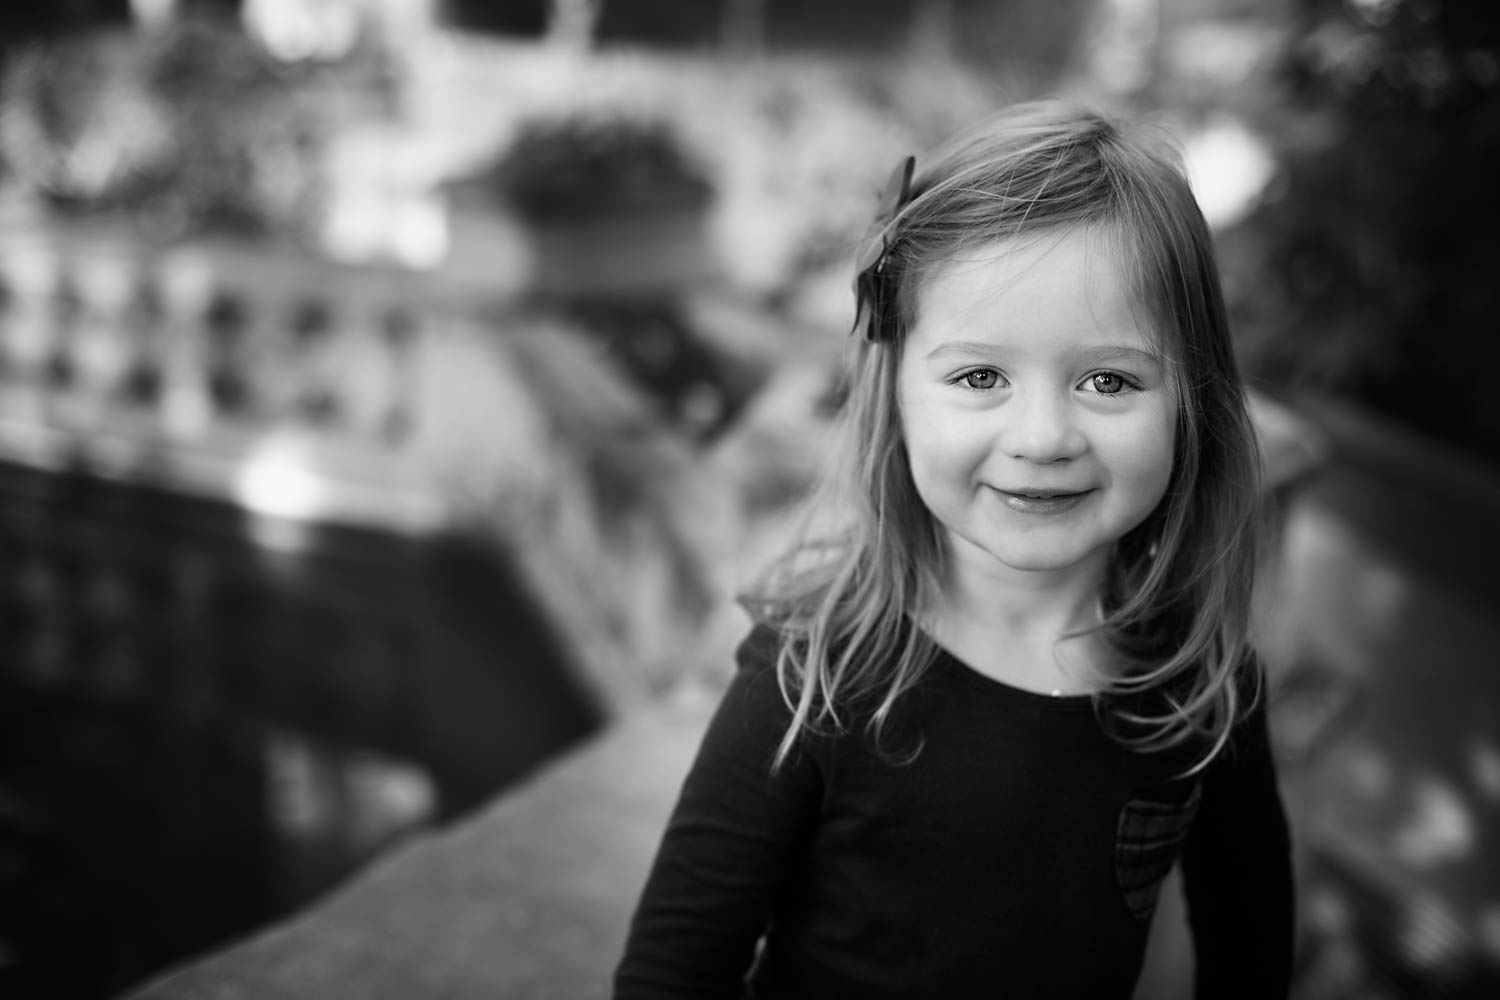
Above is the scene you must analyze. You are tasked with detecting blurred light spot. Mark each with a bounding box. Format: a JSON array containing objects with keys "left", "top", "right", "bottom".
[
  {"left": 1471, "top": 739, "right": 1500, "bottom": 802},
  {"left": 236, "top": 441, "right": 329, "bottom": 521},
  {"left": 1304, "top": 21, "right": 1385, "bottom": 86},
  {"left": 1087, "top": 0, "right": 1159, "bottom": 94},
  {"left": 1399, "top": 894, "right": 1466, "bottom": 970},
  {"left": 1162, "top": 22, "right": 1281, "bottom": 89},
  {"left": 1393, "top": 775, "right": 1475, "bottom": 868},
  {"left": 322, "top": 126, "right": 448, "bottom": 267},
  {"left": 130, "top": 0, "right": 174, "bottom": 31},
  {"left": 1183, "top": 117, "right": 1276, "bottom": 229},
  {"left": 244, "top": 0, "right": 360, "bottom": 62},
  {"left": 266, "top": 729, "right": 332, "bottom": 837},
  {"left": 391, "top": 196, "right": 447, "bottom": 269},
  {"left": 265, "top": 730, "right": 435, "bottom": 855},
  {"left": 156, "top": 250, "right": 217, "bottom": 314},
  {"left": 234, "top": 441, "right": 327, "bottom": 553},
  {"left": 324, "top": 190, "right": 395, "bottom": 264},
  {"left": 2, "top": 247, "right": 59, "bottom": 297},
  {"left": 346, "top": 751, "right": 436, "bottom": 851},
  {"left": 1348, "top": 0, "right": 1403, "bottom": 28}
]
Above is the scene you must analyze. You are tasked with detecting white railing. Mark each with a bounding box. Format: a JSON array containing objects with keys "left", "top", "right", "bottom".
[
  {"left": 0, "top": 215, "right": 741, "bottom": 709},
  {"left": 0, "top": 219, "right": 457, "bottom": 533}
]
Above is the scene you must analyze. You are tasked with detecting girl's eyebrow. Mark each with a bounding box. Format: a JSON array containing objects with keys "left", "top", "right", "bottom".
[
  {"left": 1083, "top": 346, "right": 1164, "bottom": 366},
  {"left": 924, "top": 342, "right": 1164, "bottom": 365},
  {"left": 924, "top": 341, "right": 1006, "bottom": 361}
]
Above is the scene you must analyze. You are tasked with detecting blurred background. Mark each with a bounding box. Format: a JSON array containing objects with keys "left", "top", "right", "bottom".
[{"left": 0, "top": 1, "right": 1496, "bottom": 998}]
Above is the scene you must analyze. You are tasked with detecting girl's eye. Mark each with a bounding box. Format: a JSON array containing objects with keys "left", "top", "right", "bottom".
[
  {"left": 958, "top": 369, "right": 1001, "bottom": 390},
  {"left": 1083, "top": 372, "right": 1137, "bottom": 395}
]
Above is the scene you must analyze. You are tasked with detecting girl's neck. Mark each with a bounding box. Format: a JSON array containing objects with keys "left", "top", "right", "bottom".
[
  {"left": 923, "top": 556, "right": 1110, "bottom": 695},
  {"left": 940, "top": 552, "right": 1104, "bottom": 639}
]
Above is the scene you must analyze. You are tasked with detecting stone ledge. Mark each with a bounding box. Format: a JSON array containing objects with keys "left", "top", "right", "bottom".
[{"left": 122, "top": 693, "right": 717, "bottom": 1000}]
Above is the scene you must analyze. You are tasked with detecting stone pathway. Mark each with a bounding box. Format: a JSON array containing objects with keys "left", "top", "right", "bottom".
[{"left": 123, "top": 688, "right": 717, "bottom": 1000}]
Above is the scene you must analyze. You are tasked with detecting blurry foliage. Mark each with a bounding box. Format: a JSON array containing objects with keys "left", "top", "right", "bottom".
[
  {"left": 0, "top": 14, "right": 333, "bottom": 240},
  {"left": 0, "top": 30, "right": 172, "bottom": 201},
  {"left": 492, "top": 115, "right": 714, "bottom": 221},
  {"left": 707, "top": 2, "right": 1089, "bottom": 293},
  {"left": 750, "top": 60, "right": 1006, "bottom": 281},
  {"left": 1225, "top": 0, "right": 1500, "bottom": 463}
]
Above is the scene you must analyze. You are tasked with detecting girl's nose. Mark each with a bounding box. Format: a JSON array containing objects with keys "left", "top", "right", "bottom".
[{"left": 999, "top": 389, "right": 1087, "bottom": 464}]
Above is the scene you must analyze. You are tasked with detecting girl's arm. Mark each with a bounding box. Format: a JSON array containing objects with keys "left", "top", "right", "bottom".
[
  {"left": 1180, "top": 691, "right": 1296, "bottom": 998},
  {"left": 613, "top": 626, "right": 823, "bottom": 999}
]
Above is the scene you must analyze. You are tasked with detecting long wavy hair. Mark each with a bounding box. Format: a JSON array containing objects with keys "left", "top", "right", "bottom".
[{"left": 745, "top": 100, "right": 1267, "bottom": 774}]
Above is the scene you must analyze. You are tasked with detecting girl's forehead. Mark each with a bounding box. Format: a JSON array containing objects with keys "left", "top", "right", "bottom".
[
  {"left": 910, "top": 226, "right": 1173, "bottom": 359},
  {"left": 924, "top": 225, "right": 1124, "bottom": 290}
]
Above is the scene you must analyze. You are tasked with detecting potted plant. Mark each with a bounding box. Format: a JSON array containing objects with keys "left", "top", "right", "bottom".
[{"left": 450, "top": 114, "right": 719, "bottom": 299}]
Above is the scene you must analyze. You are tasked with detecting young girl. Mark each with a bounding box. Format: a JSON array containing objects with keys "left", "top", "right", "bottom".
[{"left": 614, "top": 100, "right": 1294, "bottom": 999}]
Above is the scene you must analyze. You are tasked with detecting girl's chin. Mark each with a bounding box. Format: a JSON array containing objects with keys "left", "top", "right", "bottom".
[{"left": 948, "top": 536, "right": 1112, "bottom": 580}]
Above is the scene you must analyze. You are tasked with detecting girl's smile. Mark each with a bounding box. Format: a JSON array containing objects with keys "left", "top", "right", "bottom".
[
  {"left": 897, "top": 226, "right": 1178, "bottom": 587},
  {"left": 996, "top": 488, "right": 1092, "bottom": 515}
]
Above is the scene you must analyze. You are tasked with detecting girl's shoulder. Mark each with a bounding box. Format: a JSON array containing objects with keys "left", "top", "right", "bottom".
[
  {"left": 731, "top": 596, "right": 830, "bottom": 676},
  {"left": 725, "top": 620, "right": 803, "bottom": 721},
  {"left": 733, "top": 619, "right": 789, "bottom": 675}
]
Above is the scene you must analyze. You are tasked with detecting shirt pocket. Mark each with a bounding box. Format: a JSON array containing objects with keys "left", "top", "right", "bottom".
[{"left": 1114, "top": 781, "right": 1203, "bottom": 922}]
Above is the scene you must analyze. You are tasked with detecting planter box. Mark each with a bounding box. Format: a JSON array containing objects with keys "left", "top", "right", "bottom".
[
  {"left": 443, "top": 180, "right": 720, "bottom": 301},
  {"left": 527, "top": 207, "right": 719, "bottom": 298}
]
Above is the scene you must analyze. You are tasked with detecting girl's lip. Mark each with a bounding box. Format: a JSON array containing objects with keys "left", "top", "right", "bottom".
[{"left": 997, "top": 489, "right": 1092, "bottom": 514}]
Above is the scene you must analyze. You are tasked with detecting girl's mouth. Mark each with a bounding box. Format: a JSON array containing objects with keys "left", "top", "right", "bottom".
[{"left": 998, "top": 489, "right": 1092, "bottom": 515}]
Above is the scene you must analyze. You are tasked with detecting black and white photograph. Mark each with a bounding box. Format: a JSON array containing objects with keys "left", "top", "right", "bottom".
[{"left": 0, "top": 1, "right": 1496, "bottom": 998}]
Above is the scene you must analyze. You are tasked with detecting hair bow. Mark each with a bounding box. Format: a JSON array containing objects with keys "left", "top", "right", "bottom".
[{"left": 851, "top": 155, "right": 916, "bottom": 343}]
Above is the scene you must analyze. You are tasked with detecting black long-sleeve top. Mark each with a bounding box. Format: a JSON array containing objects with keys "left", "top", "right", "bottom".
[{"left": 615, "top": 623, "right": 1294, "bottom": 999}]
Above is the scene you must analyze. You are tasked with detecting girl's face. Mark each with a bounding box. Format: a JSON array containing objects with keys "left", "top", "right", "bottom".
[{"left": 897, "top": 227, "right": 1178, "bottom": 592}]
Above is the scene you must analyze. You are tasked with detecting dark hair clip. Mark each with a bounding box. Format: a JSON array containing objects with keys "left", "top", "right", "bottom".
[{"left": 851, "top": 155, "right": 915, "bottom": 343}]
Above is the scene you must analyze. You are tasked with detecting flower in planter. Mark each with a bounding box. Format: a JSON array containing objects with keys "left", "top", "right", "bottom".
[{"left": 490, "top": 115, "right": 715, "bottom": 222}]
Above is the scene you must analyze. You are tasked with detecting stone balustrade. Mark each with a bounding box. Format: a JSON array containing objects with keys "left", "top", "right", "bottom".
[{"left": 0, "top": 220, "right": 448, "bottom": 533}]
